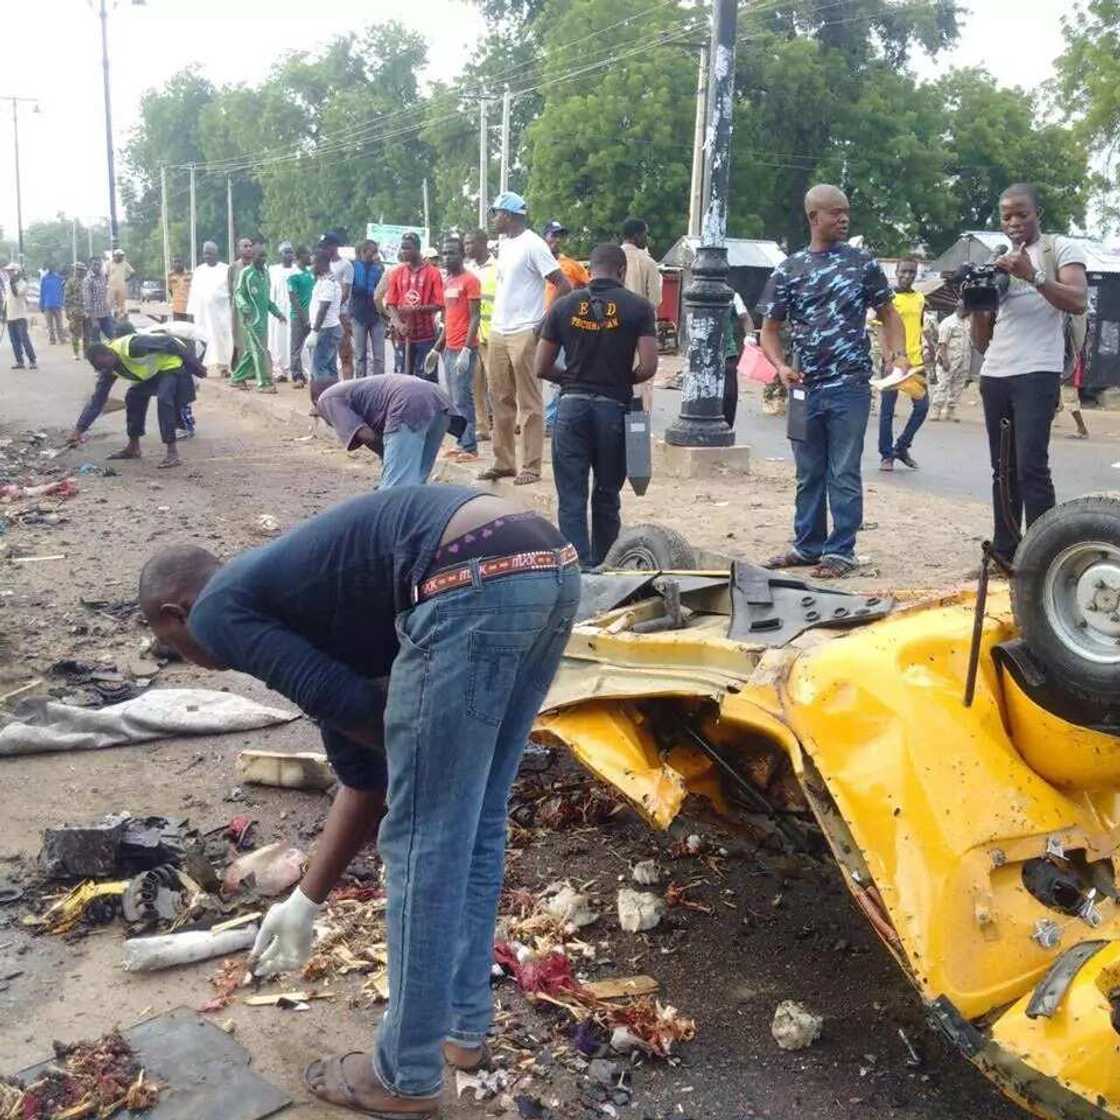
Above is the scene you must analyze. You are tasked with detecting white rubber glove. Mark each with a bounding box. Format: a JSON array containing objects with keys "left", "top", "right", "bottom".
[
  {"left": 305, "top": 330, "right": 320, "bottom": 354},
  {"left": 455, "top": 348, "right": 473, "bottom": 377},
  {"left": 423, "top": 348, "right": 440, "bottom": 377},
  {"left": 250, "top": 886, "right": 322, "bottom": 976}
]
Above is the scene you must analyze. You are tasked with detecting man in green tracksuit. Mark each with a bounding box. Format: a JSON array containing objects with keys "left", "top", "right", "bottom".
[{"left": 231, "top": 241, "right": 286, "bottom": 393}]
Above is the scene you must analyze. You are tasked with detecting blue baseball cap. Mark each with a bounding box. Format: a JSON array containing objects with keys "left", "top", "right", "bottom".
[
  {"left": 490, "top": 191, "right": 528, "bottom": 216},
  {"left": 541, "top": 219, "right": 568, "bottom": 237}
]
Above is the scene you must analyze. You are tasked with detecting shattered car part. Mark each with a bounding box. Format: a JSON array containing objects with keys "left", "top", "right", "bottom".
[
  {"left": 727, "top": 560, "right": 892, "bottom": 645},
  {"left": 120, "top": 865, "right": 183, "bottom": 928},
  {"left": 39, "top": 815, "right": 194, "bottom": 880},
  {"left": 1026, "top": 941, "right": 1110, "bottom": 1020}
]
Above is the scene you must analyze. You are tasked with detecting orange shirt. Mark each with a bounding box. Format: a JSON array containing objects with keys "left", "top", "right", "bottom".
[
  {"left": 442, "top": 269, "right": 481, "bottom": 350},
  {"left": 168, "top": 270, "right": 191, "bottom": 315},
  {"left": 546, "top": 254, "right": 590, "bottom": 308}
]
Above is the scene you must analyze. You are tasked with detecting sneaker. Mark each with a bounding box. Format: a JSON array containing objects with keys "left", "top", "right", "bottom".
[
  {"left": 28, "top": 363, "right": 38, "bottom": 370},
  {"left": 896, "top": 450, "right": 919, "bottom": 469},
  {"left": 10, "top": 363, "right": 24, "bottom": 370},
  {"left": 879, "top": 457, "right": 893, "bottom": 471}
]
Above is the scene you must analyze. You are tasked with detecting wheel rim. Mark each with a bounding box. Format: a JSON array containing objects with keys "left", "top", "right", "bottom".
[
  {"left": 1042, "top": 541, "right": 1120, "bottom": 666},
  {"left": 616, "top": 546, "right": 660, "bottom": 571}
]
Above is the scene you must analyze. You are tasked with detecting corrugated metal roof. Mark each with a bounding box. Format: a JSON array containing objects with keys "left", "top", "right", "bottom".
[
  {"left": 929, "top": 232, "right": 1120, "bottom": 275},
  {"left": 660, "top": 236, "right": 786, "bottom": 270}
]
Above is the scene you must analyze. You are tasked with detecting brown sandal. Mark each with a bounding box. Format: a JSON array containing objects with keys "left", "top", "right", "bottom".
[
  {"left": 810, "top": 557, "right": 856, "bottom": 580},
  {"left": 764, "top": 550, "right": 816, "bottom": 570},
  {"left": 512, "top": 470, "right": 541, "bottom": 486},
  {"left": 303, "top": 1053, "right": 439, "bottom": 1118},
  {"left": 442, "top": 1040, "right": 492, "bottom": 1072}
]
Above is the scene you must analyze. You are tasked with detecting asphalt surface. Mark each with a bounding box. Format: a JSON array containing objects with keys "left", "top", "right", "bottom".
[{"left": 651, "top": 377, "right": 1120, "bottom": 504}]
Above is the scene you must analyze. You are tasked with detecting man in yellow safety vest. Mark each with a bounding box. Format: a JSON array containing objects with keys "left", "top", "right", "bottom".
[{"left": 66, "top": 332, "right": 206, "bottom": 469}]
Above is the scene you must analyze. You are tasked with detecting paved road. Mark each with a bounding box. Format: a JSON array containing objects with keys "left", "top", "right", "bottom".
[{"left": 651, "top": 380, "right": 1120, "bottom": 505}]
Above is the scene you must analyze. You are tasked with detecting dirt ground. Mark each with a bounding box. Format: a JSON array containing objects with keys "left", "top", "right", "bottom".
[{"left": 0, "top": 326, "right": 1023, "bottom": 1119}]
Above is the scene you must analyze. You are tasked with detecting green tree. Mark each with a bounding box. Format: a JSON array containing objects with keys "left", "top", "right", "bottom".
[{"left": 1055, "top": 0, "right": 1120, "bottom": 226}]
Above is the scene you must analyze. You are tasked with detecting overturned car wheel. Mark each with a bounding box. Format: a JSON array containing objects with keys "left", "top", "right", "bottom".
[
  {"left": 1012, "top": 494, "right": 1120, "bottom": 706},
  {"left": 602, "top": 523, "right": 698, "bottom": 571}
]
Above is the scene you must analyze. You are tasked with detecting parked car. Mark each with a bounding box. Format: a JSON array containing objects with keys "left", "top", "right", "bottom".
[{"left": 140, "top": 280, "right": 165, "bottom": 302}]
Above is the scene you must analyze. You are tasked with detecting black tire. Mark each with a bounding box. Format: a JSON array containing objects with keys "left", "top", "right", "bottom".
[
  {"left": 1012, "top": 494, "right": 1120, "bottom": 706},
  {"left": 601, "top": 523, "right": 697, "bottom": 571}
]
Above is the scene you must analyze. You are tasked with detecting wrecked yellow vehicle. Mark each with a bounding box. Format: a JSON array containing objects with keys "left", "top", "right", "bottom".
[{"left": 535, "top": 499, "right": 1120, "bottom": 1120}]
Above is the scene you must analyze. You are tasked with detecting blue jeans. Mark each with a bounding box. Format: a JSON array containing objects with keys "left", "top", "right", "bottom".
[
  {"left": 552, "top": 393, "right": 627, "bottom": 567},
  {"left": 353, "top": 315, "right": 386, "bottom": 377},
  {"left": 443, "top": 348, "right": 478, "bottom": 453},
  {"left": 8, "top": 319, "right": 35, "bottom": 366},
  {"left": 380, "top": 413, "right": 450, "bottom": 488},
  {"left": 877, "top": 385, "right": 929, "bottom": 460},
  {"left": 394, "top": 338, "right": 436, "bottom": 380},
  {"left": 791, "top": 381, "right": 871, "bottom": 564},
  {"left": 374, "top": 562, "right": 581, "bottom": 1097},
  {"left": 312, "top": 324, "right": 341, "bottom": 381}
]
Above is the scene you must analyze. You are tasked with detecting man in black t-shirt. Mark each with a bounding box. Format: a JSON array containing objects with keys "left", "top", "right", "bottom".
[{"left": 536, "top": 243, "right": 658, "bottom": 566}]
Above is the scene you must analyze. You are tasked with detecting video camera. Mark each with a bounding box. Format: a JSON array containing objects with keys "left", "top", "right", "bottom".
[{"left": 954, "top": 247, "right": 1011, "bottom": 313}]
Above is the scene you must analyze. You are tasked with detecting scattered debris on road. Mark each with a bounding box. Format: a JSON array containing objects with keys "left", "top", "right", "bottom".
[{"left": 771, "top": 1000, "right": 824, "bottom": 1051}]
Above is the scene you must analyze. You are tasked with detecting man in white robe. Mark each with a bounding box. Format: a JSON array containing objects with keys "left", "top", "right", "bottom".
[
  {"left": 268, "top": 241, "right": 299, "bottom": 382},
  {"left": 187, "top": 241, "right": 234, "bottom": 376}
]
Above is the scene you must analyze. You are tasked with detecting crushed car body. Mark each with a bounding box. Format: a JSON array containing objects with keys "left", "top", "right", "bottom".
[{"left": 534, "top": 513, "right": 1120, "bottom": 1120}]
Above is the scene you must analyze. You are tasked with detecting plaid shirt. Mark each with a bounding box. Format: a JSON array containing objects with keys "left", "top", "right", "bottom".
[{"left": 82, "top": 272, "right": 110, "bottom": 318}]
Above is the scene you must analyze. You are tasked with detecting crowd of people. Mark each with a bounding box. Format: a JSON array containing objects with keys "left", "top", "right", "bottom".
[{"left": 0, "top": 176, "right": 1095, "bottom": 1120}]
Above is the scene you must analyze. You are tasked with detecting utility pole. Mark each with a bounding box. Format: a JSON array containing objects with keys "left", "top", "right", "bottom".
[
  {"left": 97, "top": 0, "right": 121, "bottom": 250},
  {"left": 478, "top": 98, "right": 489, "bottom": 226},
  {"left": 160, "top": 166, "right": 171, "bottom": 297},
  {"left": 87, "top": 224, "right": 94, "bottom": 259},
  {"left": 687, "top": 43, "right": 709, "bottom": 240},
  {"left": 189, "top": 165, "right": 197, "bottom": 271},
  {"left": 665, "top": 0, "right": 738, "bottom": 449},
  {"left": 422, "top": 177, "right": 431, "bottom": 244},
  {"left": 71, "top": 216, "right": 78, "bottom": 265},
  {"left": 1, "top": 96, "right": 37, "bottom": 263},
  {"left": 226, "top": 175, "right": 234, "bottom": 263},
  {"left": 499, "top": 86, "right": 511, "bottom": 194}
]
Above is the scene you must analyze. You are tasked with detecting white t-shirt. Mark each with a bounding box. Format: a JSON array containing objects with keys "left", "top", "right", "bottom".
[
  {"left": 492, "top": 229, "right": 558, "bottom": 335},
  {"left": 331, "top": 257, "right": 354, "bottom": 292},
  {"left": 312, "top": 275, "right": 342, "bottom": 330},
  {"left": 982, "top": 236, "right": 1087, "bottom": 378}
]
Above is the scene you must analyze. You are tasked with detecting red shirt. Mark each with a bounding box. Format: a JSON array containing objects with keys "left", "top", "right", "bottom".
[
  {"left": 442, "top": 270, "right": 481, "bottom": 350},
  {"left": 385, "top": 263, "right": 445, "bottom": 342}
]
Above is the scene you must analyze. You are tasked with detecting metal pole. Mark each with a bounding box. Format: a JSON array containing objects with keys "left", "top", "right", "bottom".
[
  {"left": 87, "top": 224, "right": 93, "bottom": 259},
  {"left": 665, "top": 0, "right": 737, "bottom": 448},
  {"left": 422, "top": 177, "right": 430, "bottom": 244},
  {"left": 478, "top": 98, "right": 489, "bottom": 226},
  {"left": 11, "top": 99, "right": 23, "bottom": 262},
  {"left": 687, "top": 42, "right": 709, "bottom": 240},
  {"left": 499, "top": 86, "right": 511, "bottom": 193},
  {"left": 71, "top": 216, "right": 78, "bottom": 266},
  {"left": 98, "top": 0, "right": 120, "bottom": 251},
  {"left": 226, "top": 175, "right": 234, "bottom": 262},
  {"left": 160, "top": 166, "right": 171, "bottom": 298},
  {"left": 189, "top": 165, "right": 197, "bottom": 271}
]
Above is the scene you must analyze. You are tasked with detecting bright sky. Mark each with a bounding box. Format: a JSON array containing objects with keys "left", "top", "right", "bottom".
[{"left": 1, "top": 0, "right": 1071, "bottom": 237}]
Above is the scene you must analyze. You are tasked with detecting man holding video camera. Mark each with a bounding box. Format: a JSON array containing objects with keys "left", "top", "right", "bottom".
[{"left": 970, "top": 183, "right": 1088, "bottom": 565}]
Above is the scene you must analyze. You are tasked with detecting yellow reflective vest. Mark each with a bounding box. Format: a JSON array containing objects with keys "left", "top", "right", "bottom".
[{"left": 105, "top": 335, "right": 183, "bottom": 382}]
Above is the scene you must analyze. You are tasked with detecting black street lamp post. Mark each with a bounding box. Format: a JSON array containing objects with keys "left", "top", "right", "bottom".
[{"left": 665, "top": 0, "right": 738, "bottom": 448}]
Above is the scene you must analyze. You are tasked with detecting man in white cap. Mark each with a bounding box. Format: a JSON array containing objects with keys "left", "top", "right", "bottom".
[
  {"left": 268, "top": 242, "right": 299, "bottom": 383},
  {"left": 479, "top": 191, "right": 572, "bottom": 486}
]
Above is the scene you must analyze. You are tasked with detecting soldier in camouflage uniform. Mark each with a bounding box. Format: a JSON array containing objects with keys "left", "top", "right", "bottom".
[{"left": 64, "top": 263, "right": 88, "bottom": 361}]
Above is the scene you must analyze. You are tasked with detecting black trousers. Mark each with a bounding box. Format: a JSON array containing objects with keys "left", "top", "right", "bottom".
[
  {"left": 125, "top": 370, "right": 195, "bottom": 444},
  {"left": 980, "top": 372, "right": 1060, "bottom": 561},
  {"left": 723, "top": 354, "right": 739, "bottom": 430},
  {"left": 552, "top": 393, "right": 627, "bottom": 567}
]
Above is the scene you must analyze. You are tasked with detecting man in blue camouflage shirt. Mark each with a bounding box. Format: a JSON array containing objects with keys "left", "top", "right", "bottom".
[{"left": 759, "top": 184, "right": 908, "bottom": 578}]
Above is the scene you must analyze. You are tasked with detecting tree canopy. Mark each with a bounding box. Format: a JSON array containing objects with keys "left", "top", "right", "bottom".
[{"left": 101, "top": 0, "right": 1101, "bottom": 280}]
